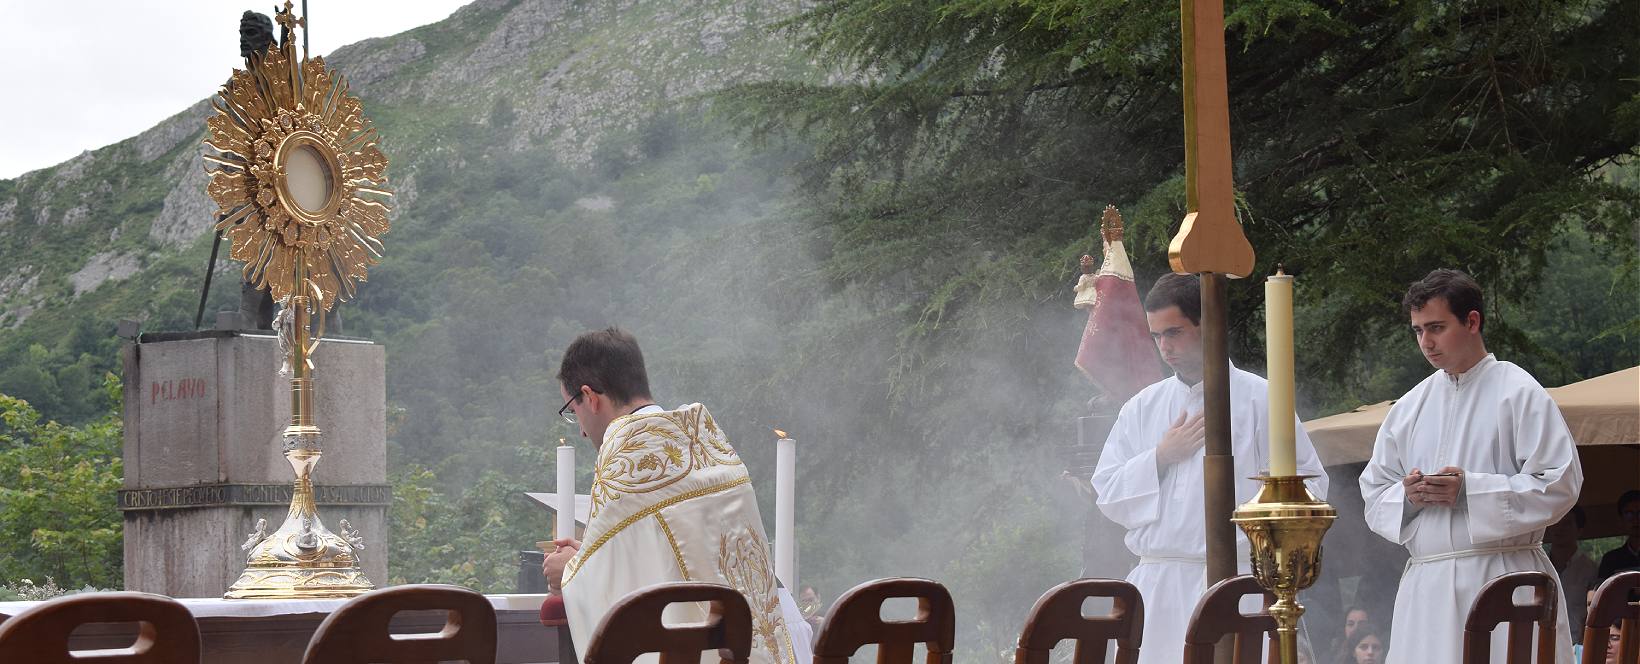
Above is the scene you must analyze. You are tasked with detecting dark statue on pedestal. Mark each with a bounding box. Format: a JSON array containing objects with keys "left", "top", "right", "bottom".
[{"left": 235, "top": 12, "right": 277, "bottom": 329}]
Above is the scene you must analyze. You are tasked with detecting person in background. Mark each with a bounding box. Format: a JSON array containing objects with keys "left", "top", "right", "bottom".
[
  {"left": 1327, "top": 606, "right": 1371, "bottom": 661},
  {"left": 1572, "top": 587, "right": 1624, "bottom": 664},
  {"left": 798, "top": 585, "right": 825, "bottom": 631},
  {"left": 1596, "top": 490, "right": 1640, "bottom": 580},
  {"left": 1335, "top": 623, "right": 1386, "bottom": 664},
  {"left": 1547, "top": 506, "right": 1597, "bottom": 641},
  {"left": 1599, "top": 630, "right": 1622, "bottom": 664}
]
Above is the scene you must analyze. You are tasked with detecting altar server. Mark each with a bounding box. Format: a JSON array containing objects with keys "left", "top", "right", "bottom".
[
  {"left": 1093, "top": 273, "right": 1327, "bottom": 664},
  {"left": 1360, "top": 268, "right": 1582, "bottom": 664}
]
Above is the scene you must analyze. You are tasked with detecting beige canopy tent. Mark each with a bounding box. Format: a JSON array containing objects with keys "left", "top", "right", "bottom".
[{"left": 1305, "top": 366, "right": 1640, "bottom": 538}]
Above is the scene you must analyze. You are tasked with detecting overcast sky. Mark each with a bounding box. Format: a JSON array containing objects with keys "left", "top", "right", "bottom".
[{"left": 0, "top": 1, "right": 473, "bottom": 180}]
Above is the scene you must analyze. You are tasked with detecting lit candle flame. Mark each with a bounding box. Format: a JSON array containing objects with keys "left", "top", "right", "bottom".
[{"left": 773, "top": 429, "right": 788, "bottom": 438}]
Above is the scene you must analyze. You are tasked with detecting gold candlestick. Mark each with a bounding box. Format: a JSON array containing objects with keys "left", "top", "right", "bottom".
[{"left": 1232, "top": 475, "right": 1335, "bottom": 663}]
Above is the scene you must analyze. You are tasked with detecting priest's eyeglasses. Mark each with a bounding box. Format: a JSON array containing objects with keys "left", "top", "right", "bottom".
[{"left": 558, "top": 387, "right": 602, "bottom": 425}]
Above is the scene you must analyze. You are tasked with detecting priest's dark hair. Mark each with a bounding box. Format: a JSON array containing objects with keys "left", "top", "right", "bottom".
[
  {"left": 1402, "top": 268, "right": 1485, "bottom": 332},
  {"left": 558, "top": 327, "right": 653, "bottom": 404},
  {"left": 1143, "top": 273, "right": 1201, "bottom": 326}
]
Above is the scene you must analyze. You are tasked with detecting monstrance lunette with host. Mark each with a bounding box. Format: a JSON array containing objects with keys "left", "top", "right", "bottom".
[{"left": 202, "top": 1, "right": 393, "bottom": 599}]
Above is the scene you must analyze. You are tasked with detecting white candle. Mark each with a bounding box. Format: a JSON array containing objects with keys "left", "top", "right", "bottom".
[
  {"left": 774, "top": 430, "right": 796, "bottom": 589},
  {"left": 556, "top": 440, "right": 576, "bottom": 540},
  {"left": 1265, "top": 268, "right": 1298, "bottom": 476}
]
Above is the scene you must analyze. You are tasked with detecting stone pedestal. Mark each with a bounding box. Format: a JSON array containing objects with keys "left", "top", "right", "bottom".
[{"left": 120, "top": 331, "right": 388, "bottom": 597}]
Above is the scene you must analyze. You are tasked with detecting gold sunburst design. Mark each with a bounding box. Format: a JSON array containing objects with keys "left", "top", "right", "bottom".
[
  {"left": 203, "top": 2, "right": 390, "bottom": 311},
  {"left": 210, "top": 2, "right": 385, "bottom": 600}
]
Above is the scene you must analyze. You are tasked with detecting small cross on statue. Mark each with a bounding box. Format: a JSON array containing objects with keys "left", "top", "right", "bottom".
[
  {"left": 274, "top": 1, "right": 305, "bottom": 33},
  {"left": 273, "top": 0, "right": 306, "bottom": 54}
]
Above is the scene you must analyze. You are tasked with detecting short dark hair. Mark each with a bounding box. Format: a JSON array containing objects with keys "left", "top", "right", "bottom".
[
  {"left": 1402, "top": 268, "right": 1485, "bottom": 332},
  {"left": 1144, "top": 273, "right": 1201, "bottom": 326},
  {"left": 1619, "top": 490, "right": 1640, "bottom": 513},
  {"left": 558, "top": 327, "right": 652, "bottom": 404}
]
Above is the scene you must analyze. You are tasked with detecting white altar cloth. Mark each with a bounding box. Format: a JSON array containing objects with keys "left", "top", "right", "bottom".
[{"left": 0, "top": 593, "right": 550, "bottom": 619}]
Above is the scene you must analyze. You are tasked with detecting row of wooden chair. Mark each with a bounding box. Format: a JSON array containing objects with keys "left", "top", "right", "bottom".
[
  {"left": 0, "top": 571, "right": 1633, "bottom": 663},
  {"left": 589, "top": 571, "right": 1640, "bottom": 664},
  {"left": 0, "top": 584, "right": 494, "bottom": 664},
  {"left": 1462, "top": 570, "right": 1639, "bottom": 664}
]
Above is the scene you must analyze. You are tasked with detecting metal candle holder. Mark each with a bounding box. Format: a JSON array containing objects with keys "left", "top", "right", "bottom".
[{"left": 1231, "top": 474, "right": 1335, "bottom": 663}]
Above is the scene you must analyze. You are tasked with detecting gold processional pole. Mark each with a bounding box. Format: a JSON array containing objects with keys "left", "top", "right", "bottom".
[
  {"left": 203, "top": 1, "right": 393, "bottom": 599},
  {"left": 1170, "top": 0, "right": 1335, "bottom": 662}
]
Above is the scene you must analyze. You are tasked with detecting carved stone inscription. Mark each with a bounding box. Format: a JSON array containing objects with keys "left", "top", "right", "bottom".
[{"left": 118, "top": 483, "right": 391, "bottom": 511}]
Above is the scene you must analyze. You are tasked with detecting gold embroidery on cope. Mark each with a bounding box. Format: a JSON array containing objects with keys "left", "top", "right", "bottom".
[
  {"left": 589, "top": 406, "right": 742, "bottom": 520},
  {"left": 718, "top": 528, "right": 787, "bottom": 663},
  {"left": 654, "top": 512, "right": 690, "bottom": 580},
  {"left": 562, "top": 476, "right": 751, "bottom": 586}
]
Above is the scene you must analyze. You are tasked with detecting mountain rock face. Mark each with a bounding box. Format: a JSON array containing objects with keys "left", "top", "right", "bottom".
[
  {"left": 0, "top": 0, "right": 811, "bottom": 330},
  {"left": 147, "top": 143, "right": 214, "bottom": 248}
]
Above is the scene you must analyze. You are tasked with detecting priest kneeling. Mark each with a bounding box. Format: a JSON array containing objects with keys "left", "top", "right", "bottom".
[
  {"left": 1360, "top": 269, "right": 1583, "bottom": 664},
  {"left": 543, "top": 328, "right": 812, "bottom": 664}
]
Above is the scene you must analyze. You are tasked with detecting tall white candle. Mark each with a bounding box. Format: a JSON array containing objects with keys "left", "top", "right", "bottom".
[
  {"left": 556, "top": 440, "right": 576, "bottom": 540},
  {"left": 774, "top": 430, "right": 796, "bottom": 589},
  {"left": 1265, "top": 268, "right": 1298, "bottom": 476}
]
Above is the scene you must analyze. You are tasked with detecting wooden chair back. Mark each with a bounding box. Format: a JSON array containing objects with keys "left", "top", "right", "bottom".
[
  {"left": 1462, "top": 571, "right": 1558, "bottom": 664},
  {"left": 0, "top": 591, "right": 200, "bottom": 663},
  {"left": 1014, "top": 578, "right": 1143, "bottom": 664},
  {"left": 301, "top": 584, "right": 497, "bottom": 664},
  {"left": 813, "top": 578, "right": 955, "bottom": 664},
  {"left": 1180, "top": 575, "right": 1276, "bottom": 664},
  {"left": 582, "top": 582, "right": 753, "bottom": 664},
  {"left": 1582, "top": 571, "right": 1639, "bottom": 664}
]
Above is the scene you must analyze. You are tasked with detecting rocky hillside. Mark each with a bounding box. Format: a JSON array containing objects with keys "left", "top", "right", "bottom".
[{"left": 0, "top": 0, "right": 815, "bottom": 335}]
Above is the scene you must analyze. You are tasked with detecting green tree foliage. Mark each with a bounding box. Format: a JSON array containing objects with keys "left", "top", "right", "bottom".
[
  {"left": 0, "top": 375, "right": 123, "bottom": 590},
  {"left": 387, "top": 463, "right": 550, "bottom": 590},
  {"left": 725, "top": 0, "right": 1640, "bottom": 412},
  {"left": 0, "top": 323, "right": 118, "bottom": 425}
]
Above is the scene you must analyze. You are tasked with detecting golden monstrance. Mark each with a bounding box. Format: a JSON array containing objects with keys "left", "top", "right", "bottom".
[{"left": 205, "top": 2, "right": 392, "bottom": 599}]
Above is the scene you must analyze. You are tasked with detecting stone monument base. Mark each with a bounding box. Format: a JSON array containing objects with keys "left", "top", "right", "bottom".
[{"left": 120, "top": 331, "right": 388, "bottom": 597}]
